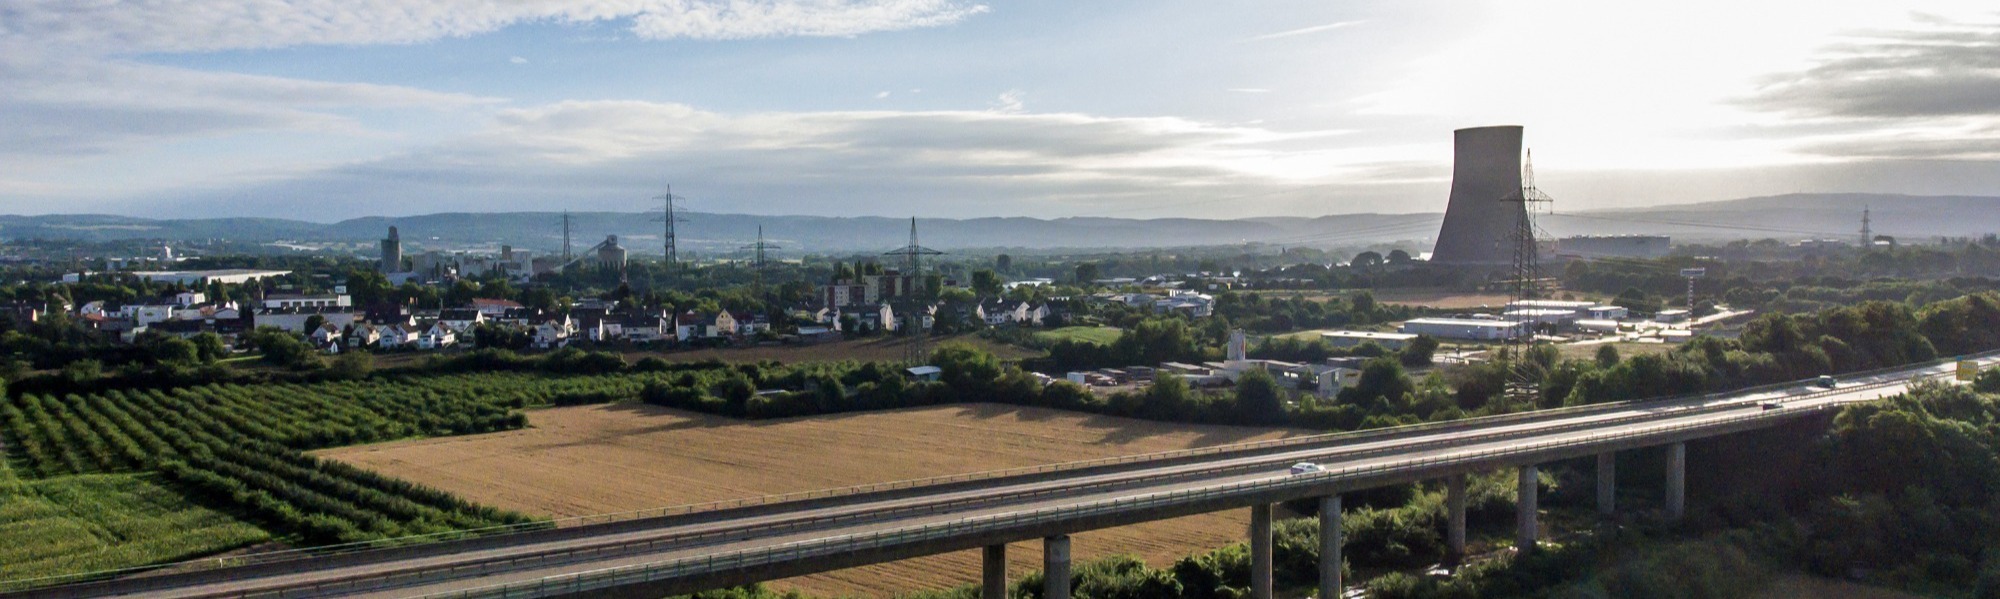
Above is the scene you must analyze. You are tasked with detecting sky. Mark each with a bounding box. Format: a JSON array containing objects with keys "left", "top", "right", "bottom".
[{"left": 2, "top": 0, "right": 1999, "bottom": 221}]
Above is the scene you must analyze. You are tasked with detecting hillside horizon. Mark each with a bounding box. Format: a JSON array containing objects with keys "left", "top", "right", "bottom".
[{"left": 5, "top": 192, "right": 1996, "bottom": 253}]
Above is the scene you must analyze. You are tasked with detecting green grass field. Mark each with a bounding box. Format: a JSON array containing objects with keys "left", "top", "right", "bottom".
[
  {"left": 0, "top": 472, "right": 270, "bottom": 587},
  {"left": 1034, "top": 326, "right": 1124, "bottom": 345}
]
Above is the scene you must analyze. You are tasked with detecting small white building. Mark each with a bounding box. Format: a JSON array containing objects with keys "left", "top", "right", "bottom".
[
  {"left": 1654, "top": 309, "right": 1691, "bottom": 323},
  {"left": 418, "top": 322, "right": 456, "bottom": 350},
  {"left": 264, "top": 294, "right": 352, "bottom": 310},
  {"left": 1320, "top": 330, "right": 1419, "bottom": 350},
  {"left": 1400, "top": 318, "right": 1525, "bottom": 341},
  {"left": 1502, "top": 308, "right": 1579, "bottom": 327},
  {"left": 1586, "top": 305, "right": 1629, "bottom": 320},
  {"left": 1575, "top": 319, "right": 1623, "bottom": 334}
]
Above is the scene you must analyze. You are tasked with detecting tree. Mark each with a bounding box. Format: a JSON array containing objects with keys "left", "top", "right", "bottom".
[
  {"left": 1398, "top": 335, "right": 1440, "bottom": 367},
  {"left": 328, "top": 350, "right": 372, "bottom": 380},
  {"left": 971, "top": 269, "right": 1002, "bottom": 298},
  {"left": 1386, "top": 249, "right": 1413, "bottom": 264},
  {"left": 302, "top": 314, "right": 326, "bottom": 334},
  {"left": 1075, "top": 262, "right": 1102, "bottom": 286},
  {"left": 1595, "top": 344, "right": 1622, "bottom": 368},
  {"left": 191, "top": 333, "right": 229, "bottom": 362},
  {"left": 995, "top": 254, "right": 1013, "bottom": 273},
  {"left": 1337, "top": 358, "right": 1415, "bottom": 412},
  {"left": 1234, "top": 368, "right": 1288, "bottom": 425},
  {"left": 1351, "top": 251, "right": 1384, "bottom": 270}
]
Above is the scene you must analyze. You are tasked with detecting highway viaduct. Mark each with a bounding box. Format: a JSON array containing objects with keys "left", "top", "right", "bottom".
[{"left": 5, "top": 352, "right": 1992, "bottom": 599}]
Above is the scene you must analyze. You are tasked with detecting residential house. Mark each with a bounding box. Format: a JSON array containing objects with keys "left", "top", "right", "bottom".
[
  {"left": 620, "top": 313, "right": 671, "bottom": 343},
  {"left": 309, "top": 324, "right": 344, "bottom": 351},
  {"left": 125, "top": 304, "right": 177, "bottom": 326},
  {"left": 364, "top": 302, "right": 413, "bottom": 327},
  {"left": 732, "top": 311, "right": 770, "bottom": 336},
  {"left": 532, "top": 318, "right": 573, "bottom": 349},
  {"left": 347, "top": 323, "right": 382, "bottom": 349},
  {"left": 417, "top": 321, "right": 456, "bottom": 350},
  {"left": 377, "top": 324, "right": 420, "bottom": 349},
  {"left": 437, "top": 308, "right": 485, "bottom": 334},
  {"left": 674, "top": 311, "right": 704, "bottom": 341},
  {"left": 470, "top": 298, "right": 523, "bottom": 317},
  {"left": 1154, "top": 291, "right": 1214, "bottom": 318}
]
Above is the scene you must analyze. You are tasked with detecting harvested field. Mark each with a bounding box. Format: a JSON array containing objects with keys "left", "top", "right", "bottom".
[
  {"left": 1367, "top": 288, "right": 1515, "bottom": 309},
  {"left": 624, "top": 334, "right": 1042, "bottom": 364},
  {"left": 317, "top": 403, "right": 1306, "bottom": 597},
  {"left": 1555, "top": 340, "right": 1679, "bottom": 362},
  {"left": 362, "top": 334, "right": 1040, "bottom": 370}
]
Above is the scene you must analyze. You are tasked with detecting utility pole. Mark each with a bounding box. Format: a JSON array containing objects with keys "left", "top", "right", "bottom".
[
  {"left": 884, "top": 217, "right": 944, "bottom": 364},
  {"left": 738, "top": 225, "right": 781, "bottom": 289},
  {"left": 1500, "top": 149, "right": 1554, "bottom": 407},
  {"left": 562, "top": 211, "right": 572, "bottom": 266},
  {"left": 654, "top": 185, "right": 678, "bottom": 270},
  {"left": 1860, "top": 205, "right": 1872, "bottom": 249}
]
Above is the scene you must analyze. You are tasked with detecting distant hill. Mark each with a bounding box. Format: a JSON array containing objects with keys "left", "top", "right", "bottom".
[
  {"left": 4, "top": 193, "right": 1995, "bottom": 253},
  {"left": 1536, "top": 193, "right": 2000, "bottom": 242}
]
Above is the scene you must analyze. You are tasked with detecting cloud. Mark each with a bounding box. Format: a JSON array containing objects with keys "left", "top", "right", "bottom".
[
  {"left": 1745, "top": 17, "right": 2000, "bottom": 118},
  {"left": 0, "top": 53, "right": 496, "bottom": 158},
  {"left": 0, "top": 1, "right": 991, "bottom": 54},
  {"left": 0, "top": 1, "right": 989, "bottom": 165},
  {"left": 126, "top": 100, "right": 1377, "bottom": 219},
  {"left": 991, "top": 89, "right": 1025, "bottom": 113},
  {"left": 1740, "top": 14, "right": 2000, "bottom": 163},
  {"left": 875, "top": 91, "right": 891, "bottom": 99},
  {"left": 1245, "top": 20, "right": 1362, "bottom": 42}
]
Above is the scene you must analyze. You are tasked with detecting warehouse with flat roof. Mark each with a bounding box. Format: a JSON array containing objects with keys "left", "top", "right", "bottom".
[{"left": 1400, "top": 317, "right": 1525, "bottom": 340}]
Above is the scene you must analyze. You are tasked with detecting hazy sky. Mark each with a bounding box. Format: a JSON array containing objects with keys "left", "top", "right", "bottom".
[{"left": 3, "top": 1, "right": 1998, "bottom": 221}]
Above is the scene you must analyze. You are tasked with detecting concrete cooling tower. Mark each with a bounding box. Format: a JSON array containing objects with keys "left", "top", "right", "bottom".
[{"left": 1429, "top": 125, "right": 1528, "bottom": 265}]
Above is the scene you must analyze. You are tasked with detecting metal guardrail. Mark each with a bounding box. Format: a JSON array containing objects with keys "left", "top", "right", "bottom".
[
  {"left": 8, "top": 351, "right": 1991, "bottom": 596},
  {"left": 417, "top": 396, "right": 1860, "bottom": 599},
  {"left": 242, "top": 367, "right": 1962, "bottom": 599}
]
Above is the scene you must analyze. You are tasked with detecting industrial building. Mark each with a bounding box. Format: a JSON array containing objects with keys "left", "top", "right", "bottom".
[
  {"left": 380, "top": 226, "right": 403, "bottom": 272},
  {"left": 594, "top": 235, "right": 628, "bottom": 271},
  {"left": 1556, "top": 235, "right": 1671, "bottom": 259},
  {"left": 1400, "top": 317, "right": 1525, "bottom": 340},
  {"left": 1430, "top": 126, "right": 1529, "bottom": 265},
  {"left": 112, "top": 269, "right": 291, "bottom": 286},
  {"left": 1320, "top": 330, "right": 1418, "bottom": 350}
]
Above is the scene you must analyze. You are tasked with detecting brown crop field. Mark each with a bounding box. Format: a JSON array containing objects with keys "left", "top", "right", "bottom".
[{"left": 316, "top": 403, "right": 1306, "bottom": 597}]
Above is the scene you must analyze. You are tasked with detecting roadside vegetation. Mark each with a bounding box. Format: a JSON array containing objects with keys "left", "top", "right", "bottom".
[{"left": 0, "top": 473, "right": 269, "bottom": 588}]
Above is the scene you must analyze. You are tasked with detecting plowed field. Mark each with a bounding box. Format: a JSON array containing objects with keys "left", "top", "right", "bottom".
[{"left": 317, "top": 403, "right": 1304, "bottom": 597}]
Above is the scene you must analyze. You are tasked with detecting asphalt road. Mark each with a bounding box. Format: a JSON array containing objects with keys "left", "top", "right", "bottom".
[{"left": 45, "top": 355, "right": 1998, "bottom": 599}]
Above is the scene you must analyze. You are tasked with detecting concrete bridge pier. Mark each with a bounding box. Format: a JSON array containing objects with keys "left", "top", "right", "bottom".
[
  {"left": 1596, "top": 452, "right": 1616, "bottom": 515},
  {"left": 1321, "top": 495, "right": 1343, "bottom": 599},
  {"left": 1517, "top": 464, "right": 1539, "bottom": 551},
  {"left": 982, "top": 544, "right": 1006, "bottom": 599},
  {"left": 1044, "top": 535, "right": 1071, "bottom": 599},
  {"left": 1665, "top": 442, "right": 1686, "bottom": 520},
  {"left": 1445, "top": 474, "right": 1467, "bottom": 563},
  {"left": 1251, "top": 503, "right": 1273, "bottom": 599}
]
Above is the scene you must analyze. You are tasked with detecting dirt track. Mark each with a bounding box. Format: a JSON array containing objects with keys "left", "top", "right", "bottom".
[{"left": 317, "top": 403, "right": 1303, "bottom": 596}]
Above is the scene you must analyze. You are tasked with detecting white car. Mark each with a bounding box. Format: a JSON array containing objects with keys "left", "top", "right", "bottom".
[{"left": 1289, "top": 462, "right": 1324, "bottom": 475}]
